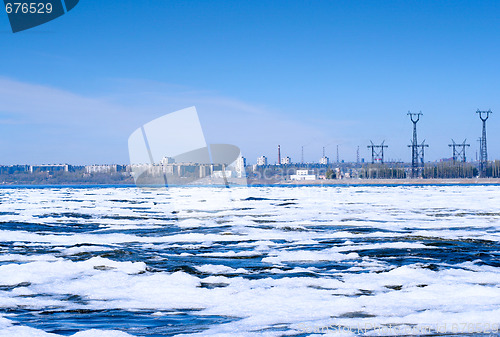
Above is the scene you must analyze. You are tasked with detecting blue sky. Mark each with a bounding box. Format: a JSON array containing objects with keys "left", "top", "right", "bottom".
[{"left": 1, "top": 0, "right": 499, "bottom": 164}]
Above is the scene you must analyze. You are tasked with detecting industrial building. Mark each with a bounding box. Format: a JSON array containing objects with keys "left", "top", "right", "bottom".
[{"left": 290, "top": 170, "right": 316, "bottom": 181}]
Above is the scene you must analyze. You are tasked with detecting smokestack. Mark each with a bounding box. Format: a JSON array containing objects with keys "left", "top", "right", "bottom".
[{"left": 278, "top": 145, "right": 281, "bottom": 165}]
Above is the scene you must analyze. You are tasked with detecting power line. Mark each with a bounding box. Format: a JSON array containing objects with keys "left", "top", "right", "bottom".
[
  {"left": 448, "top": 139, "right": 470, "bottom": 163},
  {"left": 407, "top": 111, "right": 429, "bottom": 178},
  {"left": 367, "top": 141, "right": 388, "bottom": 164},
  {"left": 477, "top": 109, "right": 492, "bottom": 177}
]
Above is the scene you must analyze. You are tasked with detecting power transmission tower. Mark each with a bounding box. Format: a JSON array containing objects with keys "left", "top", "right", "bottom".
[
  {"left": 477, "top": 138, "right": 482, "bottom": 162},
  {"left": 336, "top": 145, "right": 339, "bottom": 163},
  {"left": 407, "top": 112, "right": 429, "bottom": 178},
  {"left": 301, "top": 145, "right": 304, "bottom": 164},
  {"left": 367, "top": 141, "right": 388, "bottom": 164},
  {"left": 477, "top": 109, "right": 492, "bottom": 177},
  {"left": 448, "top": 139, "right": 470, "bottom": 163},
  {"left": 356, "top": 146, "right": 360, "bottom": 164}
]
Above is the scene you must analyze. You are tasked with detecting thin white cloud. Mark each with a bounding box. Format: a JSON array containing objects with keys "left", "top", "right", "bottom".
[{"left": 0, "top": 77, "right": 350, "bottom": 165}]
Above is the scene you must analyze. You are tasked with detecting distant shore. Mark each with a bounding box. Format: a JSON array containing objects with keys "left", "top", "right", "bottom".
[{"left": 2, "top": 177, "right": 500, "bottom": 187}]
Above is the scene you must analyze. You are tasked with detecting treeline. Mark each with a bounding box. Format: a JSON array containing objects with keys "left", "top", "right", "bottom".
[
  {"left": 423, "top": 161, "right": 500, "bottom": 178},
  {"left": 422, "top": 162, "right": 478, "bottom": 178},
  {"left": 358, "top": 164, "right": 407, "bottom": 179},
  {"left": 0, "top": 171, "right": 134, "bottom": 185},
  {"left": 356, "top": 161, "right": 500, "bottom": 179},
  {"left": 484, "top": 160, "right": 500, "bottom": 178}
]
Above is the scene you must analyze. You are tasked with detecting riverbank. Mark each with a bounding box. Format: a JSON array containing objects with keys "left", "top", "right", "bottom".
[{"left": 2, "top": 177, "right": 500, "bottom": 187}]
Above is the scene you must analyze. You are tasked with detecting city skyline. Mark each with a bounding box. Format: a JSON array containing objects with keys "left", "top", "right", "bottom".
[{"left": 0, "top": 132, "right": 495, "bottom": 166}]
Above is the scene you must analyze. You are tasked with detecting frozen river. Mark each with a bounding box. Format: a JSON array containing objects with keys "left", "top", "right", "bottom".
[{"left": 0, "top": 185, "right": 499, "bottom": 336}]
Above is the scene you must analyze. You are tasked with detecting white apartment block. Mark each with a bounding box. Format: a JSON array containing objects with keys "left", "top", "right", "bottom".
[
  {"left": 257, "top": 156, "right": 268, "bottom": 166},
  {"left": 281, "top": 156, "right": 291, "bottom": 165},
  {"left": 235, "top": 156, "right": 246, "bottom": 178},
  {"left": 212, "top": 170, "right": 233, "bottom": 178},
  {"left": 84, "top": 165, "right": 115, "bottom": 174},
  {"left": 160, "top": 157, "right": 175, "bottom": 165}
]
